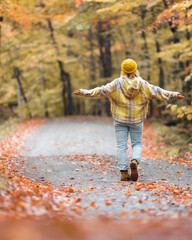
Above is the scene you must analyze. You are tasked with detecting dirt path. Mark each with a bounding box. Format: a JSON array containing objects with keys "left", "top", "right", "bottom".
[
  {"left": 19, "top": 117, "right": 192, "bottom": 219},
  {"left": 22, "top": 116, "right": 117, "bottom": 156}
]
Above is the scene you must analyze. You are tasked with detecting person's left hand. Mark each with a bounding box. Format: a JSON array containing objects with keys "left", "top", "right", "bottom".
[
  {"left": 177, "top": 93, "right": 185, "bottom": 99},
  {"left": 73, "top": 90, "right": 81, "bottom": 95}
]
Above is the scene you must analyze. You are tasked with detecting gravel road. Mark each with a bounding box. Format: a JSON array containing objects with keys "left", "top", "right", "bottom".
[
  {"left": 22, "top": 116, "right": 117, "bottom": 156},
  {"left": 19, "top": 117, "right": 192, "bottom": 218}
]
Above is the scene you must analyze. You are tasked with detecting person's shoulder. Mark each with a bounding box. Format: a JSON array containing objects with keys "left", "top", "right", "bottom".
[
  {"left": 105, "top": 78, "right": 120, "bottom": 88},
  {"left": 137, "top": 77, "right": 149, "bottom": 86},
  {"left": 110, "top": 77, "right": 121, "bottom": 85},
  {"left": 114, "top": 77, "right": 120, "bottom": 82},
  {"left": 108, "top": 77, "right": 120, "bottom": 83},
  {"left": 136, "top": 76, "right": 145, "bottom": 82}
]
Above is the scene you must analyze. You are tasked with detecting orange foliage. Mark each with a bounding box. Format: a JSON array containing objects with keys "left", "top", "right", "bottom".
[
  {"left": 75, "top": 0, "right": 84, "bottom": 8},
  {"left": 53, "top": 13, "right": 76, "bottom": 24},
  {"left": 2, "top": 3, "right": 40, "bottom": 30},
  {"left": 0, "top": 118, "right": 191, "bottom": 222},
  {"left": 154, "top": 1, "right": 192, "bottom": 29}
]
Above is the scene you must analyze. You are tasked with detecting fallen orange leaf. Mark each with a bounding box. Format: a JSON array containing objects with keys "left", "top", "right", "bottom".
[
  {"left": 121, "top": 211, "right": 128, "bottom": 216},
  {"left": 90, "top": 202, "right": 95, "bottom": 207},
  {"left": 105, "top": 200, "right": 112, "bottom": 206}
]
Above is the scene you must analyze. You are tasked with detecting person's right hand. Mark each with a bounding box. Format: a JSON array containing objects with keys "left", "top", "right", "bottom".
[
  {"left": 73, "top": 90, "right": 81, "bottom": 95},
  {"left": 177, "top": 93, "right": 185, "bottom": 99}
]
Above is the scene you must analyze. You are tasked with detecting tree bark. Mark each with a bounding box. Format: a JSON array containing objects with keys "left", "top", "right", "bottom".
[
  {"left": 47, "top": 19, "right": 74, "bottom": 115},
  {"left": 140, "top": 6, "right": 153, "bottom": 116},
  {"left": 13, "top": 67, "right": 32, "bottom": 118},
  {"left": 154, "top": 30, "right": 165, "bottom": 117},
  {"left": 64, "top": 70, "right": 74, "bottom": 115},
  {"left": 41, "top": 77, "right": 49, "bottom": 117},
  {"left": 88, "top": 28, "right": 96, "bottom": 84},
  {"left": 0, "top": 17, "right": 3, "bottom": 65},
  {"left": 141, "top": 7, "right": 150, "bottom": 82},
  {"left": 117, "top": 26, "right": 129, "bottom": 58},
  {"left": 17, "top": 76, "right": 22, "bottom": 120},
  {"left": 129, "top": 26, "right": 135, "bottom": 53},
  {"left": 97, "top": 21, "right": 112, "bottom": 78},
  {"left": 151, "top": 5, "right": 165, "bottom": 89},
  {"left": 88, "top": 28, "right": 99, "bottom": 116},
  {"left": 96, "top": 22, "right": 112, "bottom": 116}
]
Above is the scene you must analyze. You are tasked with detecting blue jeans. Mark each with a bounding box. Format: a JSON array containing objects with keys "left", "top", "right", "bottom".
[{"left": 114, "top": 121, "right": 143, "bottom": 171}]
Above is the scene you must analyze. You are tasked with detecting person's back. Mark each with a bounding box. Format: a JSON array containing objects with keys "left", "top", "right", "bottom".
[
  {"left": 73, "top": 59, "right": 184, "bottom": 182},
  {"left": 105, "top": 75, "right": 146, "bottom": 124}
]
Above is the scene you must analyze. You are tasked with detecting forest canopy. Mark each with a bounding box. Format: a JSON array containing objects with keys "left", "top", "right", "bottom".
[{"left": 0, "top": 0, "right": 191, "bottom": 121}]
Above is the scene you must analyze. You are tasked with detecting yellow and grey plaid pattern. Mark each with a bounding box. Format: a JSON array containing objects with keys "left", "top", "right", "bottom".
[{"left": 80, "top": 77, "right": 179, "bottom": 124}]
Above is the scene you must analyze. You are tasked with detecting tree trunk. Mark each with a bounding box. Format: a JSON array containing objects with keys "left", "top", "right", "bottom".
[
  {"left": 88, "top": 28, "right": 96, "bottom": 84},
  {"left": 97, "top": 22, "right": 112, "bottom": 116},
  {"left": 152, "top": 13, "right": 165, "bottom": 89},
  {"left": 154, "top": 32, "right": 165, "bottom": 117},
  {"left": 13, "top": 67, "right": 32, "bottom": 118},
  {"left": 140, "top": 6, "right": 153, "bottom": 116},
  {"left": 129, "top": 26, "right": 135, "bottom": 54},
  {"left": 57, "top": 60, "right": 68, "bottom": 116},
  {"left": 186, "top": 29, "right": 190, "bottom": 41},
  {"left": 17, "top": 76, "right": 22, "bottom": 120},
  {"left": 117, "top": 26, "right": 129, "bottom": 58},
  {"left": 47, "top": 19, "right": 74, "bottom": 115},
  {"left": 88, "top": 28, "right": 99, "bottom": 115},
  {"left": 41, "top": 77, "right": 49, "bottom": 117},
  {"left": 141, "top": 7, "right": 150, "bottom": 82},
  {"left": 0, "top": 17, "right": 3, "bottom": 65},
  {"left": 64, "top": 71, "right": 74, "bottom": 115},
  {"left": 97, "top": 21, "right": 112, "bottom": 78}
]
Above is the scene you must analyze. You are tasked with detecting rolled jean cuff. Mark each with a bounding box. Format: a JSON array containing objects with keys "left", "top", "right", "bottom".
[
  {"left": 119, "top": 165, "right": 128, "bottom": 171},
  {"left": 131, "top": 159, "right": 140, "bottom": 165}
]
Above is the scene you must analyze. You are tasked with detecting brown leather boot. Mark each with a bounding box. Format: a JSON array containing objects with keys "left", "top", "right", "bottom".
[
  {"left": 130, "top": 160, "right": 138, "bottom": 181},
  {"left": 120, "top": 170, "right": 131, "bottom": 181}
]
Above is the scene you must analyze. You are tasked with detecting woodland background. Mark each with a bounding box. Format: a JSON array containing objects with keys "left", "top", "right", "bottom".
[
  {"left": 0, "top": 0, "right": 191, "bottom": 124},
  {"left": 0, "top": 2, "right": 192, "bottom": 238}
]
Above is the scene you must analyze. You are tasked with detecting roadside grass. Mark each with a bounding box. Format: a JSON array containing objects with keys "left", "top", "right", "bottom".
[
  {"left": 0, "top": 118, "right": 19, "bottom": 142},
  {"left": 151, "top": 119, "right": 192, "bottom": 158},
  {"left": 0, "top": 117, "right": 19, "bottom": 188}
]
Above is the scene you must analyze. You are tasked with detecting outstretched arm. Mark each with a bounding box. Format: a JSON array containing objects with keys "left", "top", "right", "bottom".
[
  {"left": 73, "top": 87, "right": 106, "bottom": 98},
  {"left": 143, "top": 81, "right": 184, "bottom": 100},
  {"left": 73, "top": 79, "right": 117, "bottom": 98}
]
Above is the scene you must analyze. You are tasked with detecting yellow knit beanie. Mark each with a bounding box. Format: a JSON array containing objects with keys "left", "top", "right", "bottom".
[{"left": 121, "top": 59, "right": 137, "bottom": 74}]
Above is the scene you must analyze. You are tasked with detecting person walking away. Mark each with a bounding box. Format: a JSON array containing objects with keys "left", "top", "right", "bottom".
[{"left": 73, "top": 59, "right": 184, "bottom": 181}]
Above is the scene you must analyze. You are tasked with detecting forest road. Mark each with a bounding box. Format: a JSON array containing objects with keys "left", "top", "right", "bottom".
[{"left": 19, "top": 117, "right": 192, "bottom": 218}]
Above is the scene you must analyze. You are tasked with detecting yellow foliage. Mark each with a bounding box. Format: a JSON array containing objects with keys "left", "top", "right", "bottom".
[
  {"left": 177, "top": 108, "right": 182, "bottom": 114},
  {"left": 187, "top": 114, "right": 192, "bottom": 121},
  {"left": 177, "top": 113, "right": 184, "bottom": 118},
  {"left": 0, "top": 0, "right": 191, "bottom": 119},
  {"left": 171, "top": 105, "right": 177, "bottom": 112},
  {"left": 84, "top": 0, "right": 116, "bottom": 3},
  {"left": 96, "top": 0, "right": 144, "bottom": 15},
  {"left": 155, "top": 40, "right": 192, "bottom": 60},
  {"left": 167, "top": 104, "right": 192, "bottom": 121},
  {"left": 185, "top": 106, "right": 192, "bottom": 114}
]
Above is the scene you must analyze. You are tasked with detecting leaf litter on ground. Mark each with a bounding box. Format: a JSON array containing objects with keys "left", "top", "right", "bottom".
[{"left": 0, "top": 117, "right": 191, "bottom": 239}]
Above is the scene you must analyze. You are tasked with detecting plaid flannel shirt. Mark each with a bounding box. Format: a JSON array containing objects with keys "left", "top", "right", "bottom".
[{"left": 80, "top": 76, "right": 179, "bottom": 124}]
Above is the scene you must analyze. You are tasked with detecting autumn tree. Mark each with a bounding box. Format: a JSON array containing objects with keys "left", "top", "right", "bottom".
[
  {"left": 0, "top": 0, "right": 191, "bottom": 121},
  {"left": 0, "top": 0, "right": 77, "bottom": 118}
]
